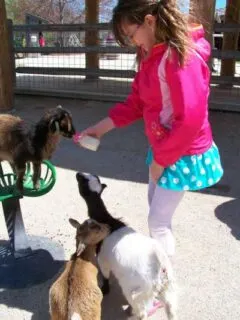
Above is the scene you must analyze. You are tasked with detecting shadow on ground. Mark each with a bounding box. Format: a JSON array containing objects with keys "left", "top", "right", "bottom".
[
  {"left": 215, "top": 198, "right": 240, "bottom": 240},
  {"left": 0, "top": 244, "right": 64, "bottom": 290},
  {"left": 0, "top": 265, "right": 134, "bottom": 320},
  {"left": 0, "top": 278, "right": 56, "bottom": 320},
  {"left": 0, "top": 235, "right": 65, "bottom": 319},
  {"left": 0, "top": 233, "right": 134, "bottom": 320},
  {"left": 0, "top": 95, "right": 238, "bottom": 319}
]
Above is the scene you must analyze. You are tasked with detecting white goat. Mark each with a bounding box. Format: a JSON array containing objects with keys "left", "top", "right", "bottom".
[{"left": 76, "top": 172, "right": 178, "bottom": 320}]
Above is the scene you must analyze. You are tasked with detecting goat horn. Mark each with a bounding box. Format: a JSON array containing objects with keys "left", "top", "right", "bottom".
[
  {"left": 67, "top": 117, "right": 72, "bottom": 132},
  {"left": 55, "top": 121, "right": 60, "bottom": 133}
]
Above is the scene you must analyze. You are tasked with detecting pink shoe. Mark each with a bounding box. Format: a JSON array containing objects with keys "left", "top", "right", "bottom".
[{"left": 147, "top": 300, "right": 164, "bottom": 317}]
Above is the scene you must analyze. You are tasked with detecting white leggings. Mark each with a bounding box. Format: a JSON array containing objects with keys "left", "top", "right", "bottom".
[{"left": 148, "top": 177, "right": 185, "bottom": 257}]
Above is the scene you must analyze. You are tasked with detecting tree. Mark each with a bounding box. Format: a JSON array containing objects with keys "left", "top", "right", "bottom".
[
  {"left": 99, "top": 0, "right": 115, "bottom": 22},
  {"left": 5, "top": 0, "right": 84, "bottom": 24},
  {"left": 5, "top": 0, "right": 116, "bottom": 24},
  {"left": 5, "top": 0, "right": 16, "bottom": 21},
  {"left": 5, "top": 0, "right": 30, "bottom": 23},
  {"left": 50, "top": 0, "right": 80, "bottom": 24},
  {"left": 190, "top": 0, "right": 216, "bottom": 45}
]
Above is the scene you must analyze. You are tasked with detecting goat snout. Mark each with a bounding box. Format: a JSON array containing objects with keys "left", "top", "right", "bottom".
[
  {"left": 63, "top": 127, "right": 75, "bottom": 138},
  {"left": 62, "top": 119, "right": 75, "bottom": 138},
  {"left": 54, "top": 121, "right": 75, "bottom": 138}
]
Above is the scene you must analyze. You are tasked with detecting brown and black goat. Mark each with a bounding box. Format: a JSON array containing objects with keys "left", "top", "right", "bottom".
[
  {"left": 49, "top": 218, "right": 110, "bottom": 320},
  {"left": 0, "top": 105, "right": 75, "bottom": 192}
]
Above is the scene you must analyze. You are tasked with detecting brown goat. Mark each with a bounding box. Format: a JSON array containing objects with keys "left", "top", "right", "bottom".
[
  {"left": 49, "top": 218, "right": 110, "bottom": 320},
  {"left": 0, "top": 105, "right": 75, "bottom": 192}
]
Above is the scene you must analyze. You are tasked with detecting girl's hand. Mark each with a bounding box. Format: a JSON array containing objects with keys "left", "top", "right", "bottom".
[
  {"left": 80, "top": 125, "right": 102, "bottom": 139},
  {"left": 150, "top": 160, "right": 164, "bottom": 183},
  {"left": 80, "top": 117, "right": 115, "bottom": 139}
]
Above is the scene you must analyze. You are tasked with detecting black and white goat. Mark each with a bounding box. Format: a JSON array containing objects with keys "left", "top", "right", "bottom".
[
  {"left": 0, "top": 105, "right": 75, "bottom": 192},
  {"left": 76, "top": 172, "right": 178, "bottom": 320}
]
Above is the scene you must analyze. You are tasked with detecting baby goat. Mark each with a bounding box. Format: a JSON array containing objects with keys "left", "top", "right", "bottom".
[
  {"left": 0, "top": 105, "right": 75, "bottom": 192},
  {"left": 49, "top": 218, "right": 110, "bottom": 320},
  {"left": 76, "top": 172, "right": 178, "bottom": 320}
]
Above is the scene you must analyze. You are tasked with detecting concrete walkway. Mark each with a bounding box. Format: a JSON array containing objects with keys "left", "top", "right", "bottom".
[{"left": 0, "top": 95, "right": 239, "bottom": 320}]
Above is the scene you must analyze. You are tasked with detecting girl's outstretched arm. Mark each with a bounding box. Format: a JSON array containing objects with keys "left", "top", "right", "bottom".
[
  {"left": 80, "top": 117, "right": 115, "bottom": 139},
  {"left": 77, "top": 72, "right": 143, "bottom": 142}
]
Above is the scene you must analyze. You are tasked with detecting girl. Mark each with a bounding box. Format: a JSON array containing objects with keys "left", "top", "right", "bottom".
[{"left": 76, "top": 0, "right": 223, "bottom": 259}]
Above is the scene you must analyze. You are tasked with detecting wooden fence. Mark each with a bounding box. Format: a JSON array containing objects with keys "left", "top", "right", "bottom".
[{"left": 9, "top": 22, "right": 240, "bottom": 112}]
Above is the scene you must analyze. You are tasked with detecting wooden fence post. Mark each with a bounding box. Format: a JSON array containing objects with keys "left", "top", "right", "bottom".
[
  {"left": 0, "top": 0, "right": 14, "bottom": 111},
  {"left": 85, "top": 0, "right": 99, "bottom": 80},
  {"left": 8, "top": 19, "right": 16, "bottom": 87},
  {"left": 221, "top": 0, "right": 240, "bottom": 78}
]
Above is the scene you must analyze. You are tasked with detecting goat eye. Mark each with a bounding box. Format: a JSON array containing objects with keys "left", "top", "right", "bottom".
[{"left": 90, "top": 224, "right": 100, "bottom": 231}]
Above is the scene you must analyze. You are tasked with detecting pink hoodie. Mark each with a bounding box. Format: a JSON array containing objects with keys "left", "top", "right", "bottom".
[{"left": 109, "top": 25, "right": 213, "bottom": 167}]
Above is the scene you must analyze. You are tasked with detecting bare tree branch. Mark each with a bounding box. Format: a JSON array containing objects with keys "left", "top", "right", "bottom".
[{"left": 7, "top": 0, "right": 114, "bottom": 24}]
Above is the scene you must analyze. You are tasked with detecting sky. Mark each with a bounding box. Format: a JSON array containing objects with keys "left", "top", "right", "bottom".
[
  {"left": 216, "top": 0, "right": 226, "bottom": 8},
  {"left": 98, "top": 1, "right": 227, "bottom": 22},
  {"left": 184, "top": 0, "right": 226, "bottom": 9}
]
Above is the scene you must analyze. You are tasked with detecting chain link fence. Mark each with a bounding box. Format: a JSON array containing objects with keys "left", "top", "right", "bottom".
[
  {"left": 9, "top": 22, "right": 240, "bottom": 111},
  {"left": 12, "top": 23, "right": 136, "bottom": 102}
]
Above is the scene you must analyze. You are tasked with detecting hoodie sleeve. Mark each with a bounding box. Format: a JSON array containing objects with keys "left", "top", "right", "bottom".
[
  {"left": 109, "top": 72, "right": 143, "bottom": 127},
  {"left": 152, "top": 50, "right": 210, "bottom": 167}
]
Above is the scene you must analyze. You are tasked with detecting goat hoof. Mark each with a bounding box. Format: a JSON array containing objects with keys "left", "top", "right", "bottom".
[
  {"left": 139, "top": 312, "right": 148, "bottom": 320},
  {"left": 101, "top": 282, "right": 110, "bottom": 295},
  {"left": 34, "top": 182, "right": 40, "bottom": 190},
  {"left": 126, "top": 305, "right": 134, "bottom": 316},
  {"left": 101, "top": 286, "right": 110, "bottom": 295},
  {"left": 16, "top": 184, "right": 24, "bottom": 194}
]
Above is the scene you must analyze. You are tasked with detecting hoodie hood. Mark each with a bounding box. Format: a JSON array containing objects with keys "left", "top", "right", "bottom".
[
  {"left": 191, "top": 24, "right": 211, "bottom": 62},
  {"left": 140, "top": 24, "right": 211, "bottom": 67}
]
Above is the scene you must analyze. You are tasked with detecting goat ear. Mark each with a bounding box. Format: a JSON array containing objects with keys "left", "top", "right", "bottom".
[
  {"left": 76, "top": 242, "right": 86, "bottom": 256},
  {"left": 69, "top": 218, "right": 81, "bottom": 229}
]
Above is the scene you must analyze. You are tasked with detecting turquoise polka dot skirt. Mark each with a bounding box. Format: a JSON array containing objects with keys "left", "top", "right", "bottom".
[{"left": 146, "top": 143, "right": 223, "bottom": 191}]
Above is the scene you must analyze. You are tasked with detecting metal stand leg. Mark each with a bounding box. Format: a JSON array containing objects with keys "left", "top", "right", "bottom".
[
  {"left": 0, "top": 198, "right": 64, "bottom": 289},
  {"left": 2, "top": 197, "right": 32, "bottom": 258},
  {"left": 0, "top": 163, "right": 64, "bottom": 289}
]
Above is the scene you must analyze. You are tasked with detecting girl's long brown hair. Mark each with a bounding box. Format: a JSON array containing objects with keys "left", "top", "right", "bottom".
[{"left": 112, "top": 0, "right": 194, "bottom": 66}]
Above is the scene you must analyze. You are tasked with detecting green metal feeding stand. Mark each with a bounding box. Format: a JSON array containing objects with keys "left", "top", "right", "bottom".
[{"left": 0, "top": 161, "right": 63, "bottom": 289}]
